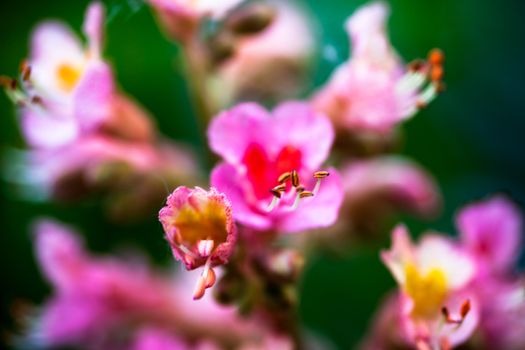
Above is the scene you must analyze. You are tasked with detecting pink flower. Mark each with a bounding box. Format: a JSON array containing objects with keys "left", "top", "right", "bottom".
[
  {"left": 148, "top": 0, "right": 243, "bottom": 42},
  {"left": 313, "top": 1, "right": 444, "bottom": 134},
  {"left": 217, "top": 0, "right": 314, "bottom": 103},
  {"left": 456, "top": 195, "right": 522, "bottom": 277},
  {"left": 131, "top": 328, "right": 189, "bottom": 350},
  {"left": 208, "top": 101, "right": 343, "bottom": 233},
  {"left": 30, "top": 219, "right": 270, "bottom": 349},
  {"left": 476, "top": 279, "right": 525, "bottom": 350},
  {"left": 32, "top": 219, "right": 178, "bottom": 348},
  {"left": 159, "top": 186, "right": 237, "bottom": 299},
  {"left": 381, "top": 225, "right": 478, "bottom": 349},
  {"left": 20, "top": 2, "right": 155, "bottom": 149}
]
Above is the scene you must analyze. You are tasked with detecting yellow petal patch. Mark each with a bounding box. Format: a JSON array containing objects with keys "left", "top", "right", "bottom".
[
  {"left": 56, "top": 63, "right": 82, "bottom": 92},
  {"left": 404, "top": 263, "right": 447, "bottom": 319},
  {"left": 174, "top": 200, "right": 228, "bottom": 246}
]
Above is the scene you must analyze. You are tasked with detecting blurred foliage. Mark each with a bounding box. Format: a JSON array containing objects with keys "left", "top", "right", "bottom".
[{"left": 0, "top": 0, "right": 524, "bottom": 349}]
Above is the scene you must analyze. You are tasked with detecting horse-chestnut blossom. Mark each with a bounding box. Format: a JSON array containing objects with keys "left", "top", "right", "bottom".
[
  {"left": 159, "top": 186, "right": 237, "bottom": 299},
  {"left": 381, "top": 225, "right": 479, "bottom": 349},
  {"left": 208, "top": 102, "right": 343, "bottom": 233},
  {"left": 313, "top": 1, "right": 445, "bottom": 134},
  {"left": 456, "top": 195, "right": 522, "bottom": 277}
]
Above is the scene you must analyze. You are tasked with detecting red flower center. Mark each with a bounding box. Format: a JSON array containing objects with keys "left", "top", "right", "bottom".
[{"left": 242, "top": 143, "right": 302, "bottom": 200}]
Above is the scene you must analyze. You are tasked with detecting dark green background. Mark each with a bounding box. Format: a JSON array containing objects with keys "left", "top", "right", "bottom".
[{"left": 1, "top": 0, "right": 524, "bottom": 349}]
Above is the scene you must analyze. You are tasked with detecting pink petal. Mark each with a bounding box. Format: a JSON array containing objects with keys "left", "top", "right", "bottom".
[
  {"left": 208, "top": 103, "right": 271, "bottom": 165},
  {"left": 83, "top": 2, "right": 105, "bottom": 58},
  {"left": 73, "top": 61, "right": 115, "bottom": 132},
  {"left": 456, "top": 195, "right": 522, "bottom": 275},
  {"left": 271, "top": 101, "right": 334, "bottom": 170},
  {"left": 21, "top": 109, "right": 78, "bottom": 149}
]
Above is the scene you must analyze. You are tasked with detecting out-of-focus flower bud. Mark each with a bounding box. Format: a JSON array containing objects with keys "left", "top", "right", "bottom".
[
  {"left": 225, "top": 3, "right": 276, "bottom": 35},
  {"left": 265, "top": 249, "right": 305, "bottom": 282}
]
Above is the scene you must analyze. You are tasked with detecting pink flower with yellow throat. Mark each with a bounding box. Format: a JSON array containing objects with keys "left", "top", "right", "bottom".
[
  {"left": 381, "top": 225, "right": 479, "bottom": 349},
  {"left": 208, "top": 101, "right": 343, "bottom": 233},
  {"left": 12, "top": 2, "right": 154, "bottom": 150},
  {"left": 313, "top": 1, "right": 445, "bottom": 135},
  {"left": 159, "top": 186, "right": 237, "bottom": 300}
]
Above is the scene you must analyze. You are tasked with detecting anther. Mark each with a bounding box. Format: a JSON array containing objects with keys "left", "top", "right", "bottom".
[
  {"left": 430, "top": 66, "right": 444, "bottom": 82},
  {"left": 295, "top": 185, "right": 305, "bottom": 193},
  {"left": 460, "top": 299, "right": 471, "bottom": 319},
  {"left": 416, "top": 101, "right": 428, "bottom": 109},
  {"left": 291, "top": 170, "right": 299, "bottom": 187},
  {"left": 21, "top": 65, "right": 31, "bottom": 82},
  {"left": 313, "top": 171, "right": 329, "bottom": 179},
  {"left": 273, "top": 184, "right": 286, "bottom": 192},
  {"left": 313, "top": 170, "right": 329, "bottom": 195},
  {"left": 31, "top": 96, "right": 43, "bottom": 106},
  {"left": 408, "top": 59, "right": 425, "bottom": 72},
  {"left": 204, "top": 267, "right": 216, "bottom": 289},
  {"left": 278, "top": 172, "right": 291, "bottom": 184},
  {"left": 193, "top": 275, "right": 207, "bottom": 300},
  {"left": 270, "top": 188, "right": 282, "bottom": 199},
  {"left": 299, "top": 191, "right": 314, "bottom": 198},
  {"left": 429, "top": 48, "right": 444, "bottom": 66}
]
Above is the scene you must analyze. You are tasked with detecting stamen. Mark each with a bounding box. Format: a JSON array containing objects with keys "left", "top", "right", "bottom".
[
  {"left": 291, "top": 170, "right": 299, "bottom": 187},
  {"left": 289, "top": 192, "right": 301, "bottom": 211},
  {"left": 266, "top": 196, "right": 280, "bottom": 212},
  {"left": 197, "top": 239, "right": 214, "bottom": 258},
  {"left": 295, "top": 185, "right": 305, "bottom": 193},
  {"left": 278, "top": 172, "right": 291, "bottom": 184},
  {"left": 313, "top": 171, "right": 329, "bottom": 195},
  {"left": 178, "top": 244, "right": 198, "bottom": 259}
]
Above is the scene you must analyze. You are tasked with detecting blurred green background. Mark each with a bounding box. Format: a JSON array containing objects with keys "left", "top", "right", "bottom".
[{"left": 1, "top": 0, "right": 524, "bottom": 349}]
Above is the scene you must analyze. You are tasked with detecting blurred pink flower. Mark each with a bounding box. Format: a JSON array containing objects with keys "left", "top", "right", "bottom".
[
  {"left": 159, "top": 186, "right": 237, "bottom": 299},
  {"left": 216, "top": 0, "right": 315, "bottom": 103},
  {"left": 342, "top": 156, "right": 441, "bottom": 216},
  {"left": 149, "top": 0, "right": 243, "bottom": 42},
  {"left": 313, "top": 1, "right": 444, "bottom": 135},
  {"left": 22, "top": 2, "right": 155, "bottom": 149},
  {"left": 381, "top": 225, "right": 478, "bottom": 349},
  {"left": 476, "top": 279, "right": 525, "bottom": 350},
  {"left": 30, "top": 219, "right": 277, "bottom": 349},
  {"left": 456, "top": 195, "right": 522, "bottom": 277},
  {"left": 208, "top": 101, "right": 343, "bottom": 233}
]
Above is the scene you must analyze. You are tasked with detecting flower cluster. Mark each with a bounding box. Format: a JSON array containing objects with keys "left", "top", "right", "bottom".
[
  {"left": 1, "top": 1, "right": 522, "bottom": 350},
  {"left": 363, "top": 195, "right": 524, "bottom": 350}
]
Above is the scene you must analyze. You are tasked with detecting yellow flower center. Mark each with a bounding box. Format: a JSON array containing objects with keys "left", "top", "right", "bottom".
[
  {"left": 404, "top": 263, "right": 447, "bottom": 319},
  {"left": 56, "top": 63, "right": 82, "bottom": 92},
  {"left": 174, "top": 200, "right": 228, "bottom": 247}
]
